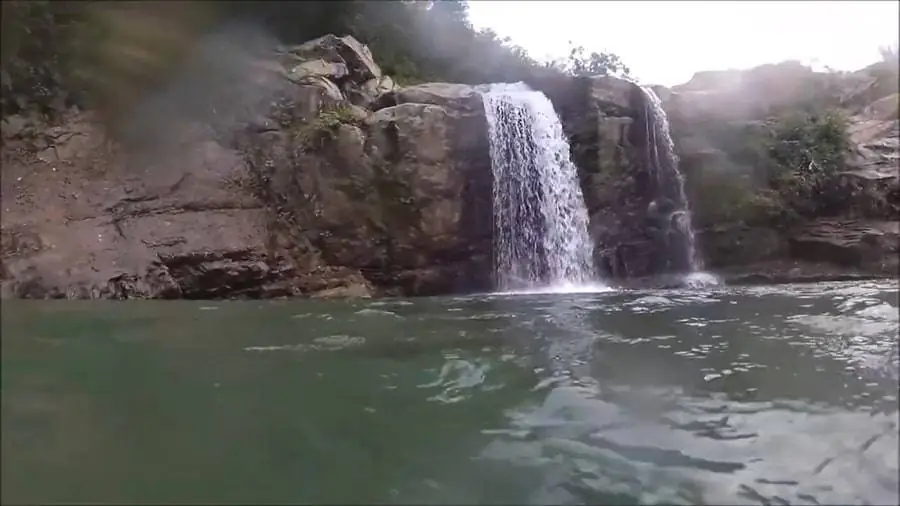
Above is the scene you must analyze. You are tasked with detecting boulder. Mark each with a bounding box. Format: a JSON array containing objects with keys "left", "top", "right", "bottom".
[
  {"left": 376, "top": 82, "right": 483, "bottom": 113},
  {"left": 312, "top": 85, "right": 491, "bottom": 295},
  {"left": 279, "top": 34, "right": 391, "bottom": 108},
  {"left": 286, "top": 34, "right": 382, "bottom": 82},
  {"left": 240, "top": 81, "right": 491, "bottom": 297},
  {"left": 288, "top": 59, "right": 349, "bottom": 82}
]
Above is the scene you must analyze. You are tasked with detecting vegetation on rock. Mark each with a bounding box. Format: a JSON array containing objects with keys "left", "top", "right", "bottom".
[
  {"left": 295, "top": 106, "right": 365, "bottom": 150},
  {"left": 546, "top": 43, "right": 631, "bottom": 78},
  {"left": 1, "top": 0, "right": 628, "bottom": 125},
  {"left": 760, "top": 110, "right": 851, "bottom": 216},
  {"left": 680, "top": 58, "right": 899, "bottom": 231}
]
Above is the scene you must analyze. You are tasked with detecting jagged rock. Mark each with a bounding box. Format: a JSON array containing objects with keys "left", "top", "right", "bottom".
[
  {"left": 344, "top": 75, "right": 395, "bottom": 107},
  {"left": 283, "top": 89, "right": 493, "bottom": 295},
  {"left": 311, "top": 284, "right": 372, "bottom": 299},
  {"left": 280, "top": 34, "right": 391, "bottom": 108},
  {"left": 286, "top": 34, "right": 382, "bottom": 82},
  {"left": 369, "top": 103, "right": 451, "bottom": 161},
  {"left": 0, "top": 34, "right": 479, "bottom": 299},
  {"left": 292, "top": 84, "right": 345, "bottom": 120}
]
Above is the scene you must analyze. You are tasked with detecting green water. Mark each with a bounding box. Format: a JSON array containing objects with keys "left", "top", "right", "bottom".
[{"left": 2, "top": 281, "right": 898, "bottom": 505}]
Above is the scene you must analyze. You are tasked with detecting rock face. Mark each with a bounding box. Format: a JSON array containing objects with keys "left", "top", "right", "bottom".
[
  {"left": 545, "top": 75, "right": 688, "bottom": 279},
  {"left": 1, "top": 34, "right": 492, "bottom": 299},
  {"left": 536, "top": 61, "right": 898, "bottom": 282},
  {"left": 2, "top": 35, "right": 897, "bottom": 300},
  {"left": 659, "top": 61, "right": 899, "bottom": 279}
]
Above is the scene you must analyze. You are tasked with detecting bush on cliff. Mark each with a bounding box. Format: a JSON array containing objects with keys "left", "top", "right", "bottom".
[
  {"left": 1, "top": 0, "right": 631, "bottom": 124},
  {"left": 761, "top": 109, "right": 850, "bottom": 217},
  {"left": 687, "top": 108, "right": 853, "bottom": 227},
  {"left": 545, "top": 43, "right": 631, "bottom": 78}
]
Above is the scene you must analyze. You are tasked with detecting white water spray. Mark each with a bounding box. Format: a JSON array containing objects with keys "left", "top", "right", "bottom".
[{"left": 480, "top": 83, "right": 608, "bottom": 294}]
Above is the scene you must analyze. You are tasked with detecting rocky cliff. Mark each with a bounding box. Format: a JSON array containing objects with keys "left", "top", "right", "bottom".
[
  {"left": 2, "top": 36, "right": 897, "bottom": 299},
  {"left": 552, "top": 61, "right": 898, "bottom": 285},
  {"left": 1, "top": 34, "right": 493, "bottom": 299},
  {"left": 666, "top": 61, "right": 899, "bottom": 282}
]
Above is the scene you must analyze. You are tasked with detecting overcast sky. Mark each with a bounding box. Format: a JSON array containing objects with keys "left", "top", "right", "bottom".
[{"left": 467, "top": 1, "right": 900, "bottom": 86}]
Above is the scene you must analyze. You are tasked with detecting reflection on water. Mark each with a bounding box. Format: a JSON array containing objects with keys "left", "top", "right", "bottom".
[{"left": 2, "top": 280, "right": 898, "bottom": 505}]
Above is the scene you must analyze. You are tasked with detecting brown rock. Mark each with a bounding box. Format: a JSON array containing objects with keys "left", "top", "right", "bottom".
[{"left": 790, "top": 220, "right": 899, "bottom": 275}]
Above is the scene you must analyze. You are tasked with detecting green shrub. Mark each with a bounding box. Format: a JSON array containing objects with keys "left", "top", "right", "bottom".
[
  {"left": 759, "top": 109, "right": 850, "bottom": 218},
  {"left": 544, "top": 42, "right": 631, "bottom": 78},
  {"left": 293, "top": 105, "right": 362, "bottom": 150},
  {"left": 685, "top": 107, "right": 855, "bottom": 227}
]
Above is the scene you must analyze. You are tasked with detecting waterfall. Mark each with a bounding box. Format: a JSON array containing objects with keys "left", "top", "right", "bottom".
[
  {"left": 637, "top": 85, "right": 720, "bottom": 287},
  {"left": 480, "top": 83, "right": 606, "bottom": 293}
]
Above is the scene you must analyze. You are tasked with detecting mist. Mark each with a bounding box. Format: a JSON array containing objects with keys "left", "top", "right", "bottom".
[{"left": 116, "top": 22, "right": 286, "bottom": 163}]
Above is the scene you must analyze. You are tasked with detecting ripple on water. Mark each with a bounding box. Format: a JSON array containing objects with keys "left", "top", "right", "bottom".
[
  {"left": 786, "top": 293, "right": 899, "bottom": 380},
  {"left": 625, "top": 296, "right": 675, "bottom": 314},
  {"left": 243, "top": 334, "right": 366, "bottom": 353},
  {"left": 354, "top": 308, "right": 405, "bottom": 319},
  {"left": 479, "top": 378, "right": 898, "bottom": 506},
  {"left": 440, "top": 312, "right": 516, "bottom": 322},
  {"left": 418, "top": 357, "right": 500, "bottom": 404},
  {"left": 366, "top": 300, "right": 415, "bottom": 307}
]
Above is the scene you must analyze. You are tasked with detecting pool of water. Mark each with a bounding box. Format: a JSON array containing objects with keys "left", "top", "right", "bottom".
[{"left": 2, "top": 280, "right": 897, "bottom": 504}]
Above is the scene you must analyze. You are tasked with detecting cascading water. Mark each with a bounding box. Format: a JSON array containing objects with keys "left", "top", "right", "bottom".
[
  {"left": 480, "top": 83, "right": 606, "bottom": 293},
  {"left": 637, "top": 85, "right": 720, "bottom": 287}
]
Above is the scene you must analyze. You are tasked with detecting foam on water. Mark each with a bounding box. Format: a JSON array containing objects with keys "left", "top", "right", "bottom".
[
  {"left": 682, "top": 271, "right": 722, "bottom": 288},
  {"left": 495, "top": 282, "right": 615, "bottom": 297}
]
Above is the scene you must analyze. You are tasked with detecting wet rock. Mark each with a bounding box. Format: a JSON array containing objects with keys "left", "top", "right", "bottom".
[{"left": 557, "top": 75, "right": 687, "bottom": 279}]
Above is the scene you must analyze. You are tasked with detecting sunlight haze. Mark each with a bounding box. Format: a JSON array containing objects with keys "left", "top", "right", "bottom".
[{"left": 467, "top": 0, "right": 900, "bottom": 86}]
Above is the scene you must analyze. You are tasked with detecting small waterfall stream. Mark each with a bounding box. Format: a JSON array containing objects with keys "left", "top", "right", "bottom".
[
  {"left": 637, "top": 85, "right": 719, "bottom": 287},
  {"left": 480, "top": 83, "right": 606, "bottom": 293}
]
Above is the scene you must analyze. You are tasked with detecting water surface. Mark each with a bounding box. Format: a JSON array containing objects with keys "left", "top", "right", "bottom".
[{"left": 2, "top": 281, "right": 898, "bottom": 505}]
